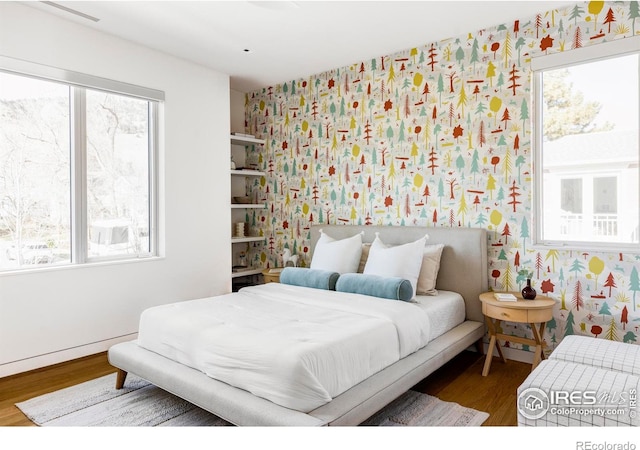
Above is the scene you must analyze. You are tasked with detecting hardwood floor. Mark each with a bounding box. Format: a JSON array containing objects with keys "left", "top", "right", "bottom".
[
  {"left": 0, "top": 350, "right": 532, "bottom": 426},
  {"left": 0, "top": 353, "right": 117, "bottom": 426},
  {"left": 413, "top": 350, "right": 532, "bottom": 426}
]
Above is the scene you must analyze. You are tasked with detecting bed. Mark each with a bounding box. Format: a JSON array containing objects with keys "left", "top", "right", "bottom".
[{"left": 108, "top": 225, "right": 488, "bottom": 426}]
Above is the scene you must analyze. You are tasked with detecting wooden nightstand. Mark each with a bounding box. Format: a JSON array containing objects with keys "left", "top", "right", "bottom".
[
  {"left": 262, "top": 268, "right": 283, "bottom": 283},
  {"left": 479, "top": 292, "right": 555, "bottom": 376}
]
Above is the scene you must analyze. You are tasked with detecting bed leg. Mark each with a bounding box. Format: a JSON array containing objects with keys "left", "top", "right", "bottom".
[
  {"left": 115, "top": 369, "right": 128, "bottom": 389},
  {"left": 474, "top": 338, "right": 484, "bottom": 356}
]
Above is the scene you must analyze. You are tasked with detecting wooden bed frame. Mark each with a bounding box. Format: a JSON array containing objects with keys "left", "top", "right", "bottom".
[{"left": 108, "top": 225, "right": 488, "bottom": 426}]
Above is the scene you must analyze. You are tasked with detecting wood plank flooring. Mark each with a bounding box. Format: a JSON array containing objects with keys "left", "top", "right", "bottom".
[{"left": 0, "top": 350, "right": 532, "bottom": 426}]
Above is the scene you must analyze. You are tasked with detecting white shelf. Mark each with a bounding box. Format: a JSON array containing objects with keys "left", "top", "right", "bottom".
[
  {"left": 231, "top": 203, "right": 264, "bottom": 209},
  {"left": 231, "top": 169, "right": 265, "bottom": 177},
  {"left": 230, "top": 134, "right": 265, "bottom": 146},
  {"left": 232, "top": 236, "right": 264, "bottom": 244},
  {"left": 230, "top": 134, "right": 266, "bottom": 285},
  {"left": 231, "top": 268, "right": 263, "bottom": 278}
]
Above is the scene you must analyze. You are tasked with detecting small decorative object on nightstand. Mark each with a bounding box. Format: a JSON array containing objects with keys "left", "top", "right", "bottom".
[
  {"left": 521, "top": 278, "right": 537, "bottom": 299},
  {"left": 519, "top": 269, "right": 536, "bottom": 299},
  {"left": 479, "top": 291, "right": 555, "bottom": 376}
]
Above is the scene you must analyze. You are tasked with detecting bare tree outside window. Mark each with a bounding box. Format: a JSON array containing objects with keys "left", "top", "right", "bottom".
[
  {"left": 86, "top": 91, "right": 150, "bottom": 257},
  {"left": 0, "top": 69, "right": 157, "bottom": 271},
  {"left": 0, "top": 73, "right": 71, "bottom": 268}
]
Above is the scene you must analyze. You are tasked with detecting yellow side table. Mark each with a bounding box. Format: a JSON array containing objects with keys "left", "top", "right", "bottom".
[
  {"left": 262, "top": 268, "right": 283, "bottom": 283},
  {"left": 479, "top": 292, "right": 555, "bottom": 376}
]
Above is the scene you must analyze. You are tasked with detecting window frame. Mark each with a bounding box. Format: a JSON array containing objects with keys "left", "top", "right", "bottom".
[
  {"left": 0, "top": 56, "right": 162, "bottom": 270},
  {"left": 532, "top": 37, "right": 640, "bottom": 252}
]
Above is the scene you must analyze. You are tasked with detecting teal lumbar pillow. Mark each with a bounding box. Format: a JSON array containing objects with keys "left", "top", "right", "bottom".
[
  {"left": 279, "top": 267, "right": 340, "bottom": 291},
  {"left": 335, "top": 273, "right": 413, "bottom": 301}
]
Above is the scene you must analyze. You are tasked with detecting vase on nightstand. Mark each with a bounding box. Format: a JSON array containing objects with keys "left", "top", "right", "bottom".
[{"left": 522, "top": 278, "right": 537, "bottom": 300}]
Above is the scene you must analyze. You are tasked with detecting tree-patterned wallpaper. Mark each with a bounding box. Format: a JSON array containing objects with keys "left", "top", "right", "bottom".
[{"left": 242, "top": 1, "right": 640, "bottom": 353}]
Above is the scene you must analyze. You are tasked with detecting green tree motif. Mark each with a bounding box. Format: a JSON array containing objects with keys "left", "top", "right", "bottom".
[
  {"left": 515, "top": 37, "right": 526, "bottom": 66},
  {"left": 470, "top": 38, "right": 479, "bottom": 69},
  {"left": 630, "top": 266, "right": 640, "bottom": 312},
  {"left": 569, "top": 3, "right": 585, "bottom": 24},
  {"left": 455, "top": 46, "right": 465, "bottom": 66},
  {"left": 475, "top": 213, "right": 487, "bottom": 227},
  {"left": 470, "top": 149, "right": 480, "bottom": 182},
  {"left": 520, "top": 217, "right": 529, "bottom": 253},
  {"left": 437, "top": 73, "right": 445, "bottom": 105},
  {"left": 546, "top": 316, "right": 557, "bottom": 334},
  {"left": 630, "top": 1, "right": 640, "bottom": 35},
  {"left": 398, "top": 120, "right": 406, "bottom": 144},
  {"left": 515, "top": 155, "right": 525, "bottom": 184},
  {"left": 475, "top": 102, "right": 487, "bottom": 117},
  {"left": 569, "top": 258, "right": 585, "bottom": 278},
  {"left": 433, "top": 124, "right": 442, "bottom": 150},
  {"left": 456, "top": 154, "right": 465, "bottom": 172},
  {"left": 437, "top": 178, "right": 445, "bottom": 209},
  {"left": 623, "top": 332, "right": 637, "bottom": 344},
  {"left": 519, "top": 98, "right": 529, "bottom": 132},
  {"left": 564, "top": 311, "right": 575, "bottom": 337},
  {"left": 599, "top": 301, "right": 611, "bottom": 320}
]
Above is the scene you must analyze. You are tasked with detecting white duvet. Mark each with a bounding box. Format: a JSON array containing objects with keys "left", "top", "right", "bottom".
[{"left": 137, "top": 282, "right": 432, "bottom": 412}]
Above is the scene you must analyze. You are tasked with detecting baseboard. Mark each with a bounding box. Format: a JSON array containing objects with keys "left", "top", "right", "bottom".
[{"left": 0, "top": 333, "right": 137, "bottom": 378}]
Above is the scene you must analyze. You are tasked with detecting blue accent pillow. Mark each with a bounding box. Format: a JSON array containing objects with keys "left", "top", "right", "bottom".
[
  {"left": 335, "top": 273, "right": 414, "bottom": 302},
  {"left": 279, "top": 267, "right": 340, "bottom": 291}
]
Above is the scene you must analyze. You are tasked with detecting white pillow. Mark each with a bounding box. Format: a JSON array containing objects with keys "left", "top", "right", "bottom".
[
  {"left": 310, "top": 230, "right": 363, "bottom": 274},
  {"left": 363, "top": 233, "right": 428, "bottom": 299},
  {"left": 416, "top": 244, "right": 445, "bottom": 295}
]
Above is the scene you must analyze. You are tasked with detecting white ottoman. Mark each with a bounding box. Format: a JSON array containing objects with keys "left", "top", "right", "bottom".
[
  {"left": 549, "top": 335, "right": 640, "bottom": 376},
  {"left": 517, "top": 359, "right": 640, "bottom": 426}
]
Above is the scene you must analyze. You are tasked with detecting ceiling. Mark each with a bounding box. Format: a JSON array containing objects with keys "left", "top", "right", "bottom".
[{"left": 27, "top": 1, "right": 573, "bottom": 92}]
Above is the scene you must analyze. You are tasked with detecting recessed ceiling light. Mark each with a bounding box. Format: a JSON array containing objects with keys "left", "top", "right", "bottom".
[{"left": 248, "top": 1, "right": 300, "bottom": 11}]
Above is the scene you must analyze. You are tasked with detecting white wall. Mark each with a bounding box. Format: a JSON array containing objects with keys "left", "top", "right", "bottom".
[
  {"left": 230, "top": 89, "right": 245, "bottom": 132},
  {"left": 0, "top": 3, "right": 232, "bottom": 376}
]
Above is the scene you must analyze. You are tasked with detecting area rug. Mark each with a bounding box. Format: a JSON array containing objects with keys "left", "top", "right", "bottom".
[{"left": 16, "top": 373, "right": 489, "bottom": 427}]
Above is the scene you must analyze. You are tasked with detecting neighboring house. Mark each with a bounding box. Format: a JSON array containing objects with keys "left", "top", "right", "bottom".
[{"left": 543, "top": 130, "right": 639, "bottom": 243}]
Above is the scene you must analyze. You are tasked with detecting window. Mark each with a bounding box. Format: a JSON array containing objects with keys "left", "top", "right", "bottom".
[
  {"left": 533, "top": 38, "right": 640, "bottom": 250},
  {"left": 0, "top": 58, "right": 162, "bottom": 270}
]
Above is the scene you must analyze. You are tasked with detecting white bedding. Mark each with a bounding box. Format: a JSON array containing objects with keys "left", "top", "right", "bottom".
[
  {"left": 414, "top": 290, "right": 465, "bottom": 340},
  {"left": 137, "top": 282, "right": 438, "bottom": 412}
]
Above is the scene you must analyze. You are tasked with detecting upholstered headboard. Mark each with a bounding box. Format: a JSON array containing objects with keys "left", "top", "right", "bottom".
[{"left": 310, "top": 225, "right": 488, "bottom": 323}]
